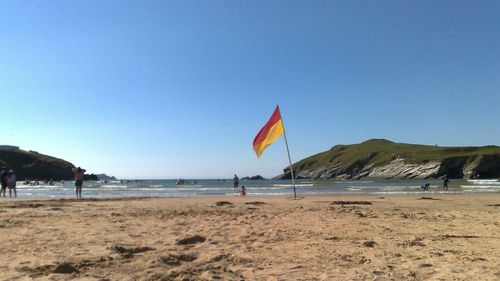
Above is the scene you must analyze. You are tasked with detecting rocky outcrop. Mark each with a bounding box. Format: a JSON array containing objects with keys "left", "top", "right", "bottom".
[
  {"left": 472, "top": 154, "right": 500, "bottom": 178},
  {"left": 367, "top": 159, "right": 441, "bottom": 179},
  {"left": 96, "top": 174, "right": 117, "bottom": 181},
  {"left": 83, "top": 174, "right": 99, "bottom": 181},
  {"left": 276, "top": 140, "right": 500, "bottom": 180},
  {"left": 242, "top": 175, "right": 265, "bottom": 180}
]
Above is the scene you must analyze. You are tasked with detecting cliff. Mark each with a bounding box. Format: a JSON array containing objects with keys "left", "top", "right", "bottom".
[
  {"left": 0, "top": 148, "right": 75, "bottom": 181},
  {"left": 277, "top": 139, "right": 500, "bottom": 180}
]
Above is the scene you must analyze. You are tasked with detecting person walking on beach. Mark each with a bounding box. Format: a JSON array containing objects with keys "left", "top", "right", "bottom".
[
  {"left": 7, "top": 170, "right": 17, "bottom": 198},
  {"left": 233, "top": 174, "right": 239, "bottom": 188},
  {"left": 0, "top": 167, "right": 7, "bottom": 197},
  {"left": 72, "top": 166, "right": 86, "bottom": 199},
  {"left": 443, "top": 176, "right": 449, "bottom": 191}
]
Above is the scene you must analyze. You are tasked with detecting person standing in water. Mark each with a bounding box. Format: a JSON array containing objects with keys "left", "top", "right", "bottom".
[
  {"left": 7, "top": 170, "right": 17, "bottom": 198},
  {"left": 72, "top": 167, "right": 86, "bottom": 199},
  {"left": 233, "top": 174, "right": 239, "bottom": 188},
  {"left": 0, "top": 167, "right": 8, "bottom": 197},
  {"left": 443, "top": 176, "right": 449, "bottom": 191}
]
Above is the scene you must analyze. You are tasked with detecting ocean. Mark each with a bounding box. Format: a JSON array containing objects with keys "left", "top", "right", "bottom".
[{"left": 10, "top": 178, "right": 500, "bottom": 199}]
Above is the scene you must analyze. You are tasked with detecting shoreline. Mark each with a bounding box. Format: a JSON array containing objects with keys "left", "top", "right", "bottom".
[
  {"left": 2, "top": 189, "right": 500, "bottom": 202},
  {"left": 1, "top": 194, "right": 499, "bottom": 280},
  {"left": 10, "top": 178, "right": 500, "bottom": 200}
]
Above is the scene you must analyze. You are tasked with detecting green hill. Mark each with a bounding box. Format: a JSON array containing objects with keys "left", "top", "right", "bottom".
[
  {"left": 0, "top": 148, "right": 74, "bottom": 181},
  {"left": 279, "top": 139, "right": 500, "bottom": 179}
]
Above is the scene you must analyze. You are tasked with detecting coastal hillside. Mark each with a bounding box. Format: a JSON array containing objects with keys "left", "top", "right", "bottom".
[
  {"left": 277, "top": 139, "right": 500, "bottom": 180},
  {"left": 0, "top": 147, "right": 75, "bottom": 181}
]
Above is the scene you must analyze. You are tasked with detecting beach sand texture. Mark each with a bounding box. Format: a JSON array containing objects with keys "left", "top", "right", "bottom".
[{"left": 0, "top": 195, "right": 499, "bottom": 280}]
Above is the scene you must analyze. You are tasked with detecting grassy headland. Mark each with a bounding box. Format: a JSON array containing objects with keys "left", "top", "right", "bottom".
[
  {"left": 283, "top": 139, "right": 500, "bottom": 179},
  {"left": 0, "top": 148, "right": 74, "bottom": 181}
]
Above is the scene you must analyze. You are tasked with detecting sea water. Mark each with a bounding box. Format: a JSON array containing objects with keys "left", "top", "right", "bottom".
[{"left": 10, "top": 178, "right": 500, "bottom": 199}]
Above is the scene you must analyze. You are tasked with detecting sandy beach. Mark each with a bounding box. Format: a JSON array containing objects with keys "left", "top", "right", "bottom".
[{"left": 0, "top": 194, "right": 499, "bottom": 280}]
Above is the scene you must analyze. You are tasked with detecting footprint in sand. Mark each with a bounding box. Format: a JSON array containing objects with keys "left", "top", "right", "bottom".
[
  {"left": 363, "top": 240, "right": 377, "bottom": 247},
  {"left": 18, "top": 262, "right": 79, "bottom": 277},
  {"left": 108, "top": 245, "right": 155, "bottom": 259},
  {"left": 156, "top": 253, "right": 197, "bottom": 266},
  {"left": 176, "top": 235, "right": 206, "bottom": 245},
  {"left": 245, "top": 201, "right": 268, "bottom": 206},
  {"left": 215, "top": 201, "right": 233, "bottom": 206}
]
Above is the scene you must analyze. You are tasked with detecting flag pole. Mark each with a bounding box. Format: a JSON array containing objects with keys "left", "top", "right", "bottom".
[{"left": 278, "top": 105, "right": 297, "bottom": 199}]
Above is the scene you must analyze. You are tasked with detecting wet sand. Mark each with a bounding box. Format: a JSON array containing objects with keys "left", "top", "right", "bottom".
[{"left": 0, "top": 194, "right": 499, "bottom": 280}]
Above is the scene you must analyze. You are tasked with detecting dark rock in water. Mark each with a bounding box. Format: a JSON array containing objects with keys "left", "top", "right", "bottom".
[
  {"left": 176, "top": 235, "right": 206, "bottom": 245},
  {"left": 242, "top": 175, "right": 265, "bottom": 180},
  {"left": 52, "top": 263, "right": 79, "bottom": 274},
  {"left": 83, "top": 174, "right": 99, "bottom": 181},
  {"left": 363, "top": 241, "right": 377, "bottom": 247}
]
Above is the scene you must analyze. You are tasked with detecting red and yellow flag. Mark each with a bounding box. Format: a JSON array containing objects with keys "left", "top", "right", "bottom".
[{"left": 253, "top": 106, "right": 285, "bottom": 158}]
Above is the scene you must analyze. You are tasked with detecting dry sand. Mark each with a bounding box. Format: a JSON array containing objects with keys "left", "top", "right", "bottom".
[{"left": 0, "top": 194, "right": 499, "bottom": 280}]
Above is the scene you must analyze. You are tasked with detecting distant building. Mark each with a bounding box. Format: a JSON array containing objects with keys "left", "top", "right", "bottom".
[{"left": 0, "top": 145, "right": 19, "bottom": 151}]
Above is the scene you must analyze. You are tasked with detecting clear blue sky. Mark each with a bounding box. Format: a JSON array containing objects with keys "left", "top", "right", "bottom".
[{"left": 0, "top": 1, "right": 498, "bottom": 179}]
